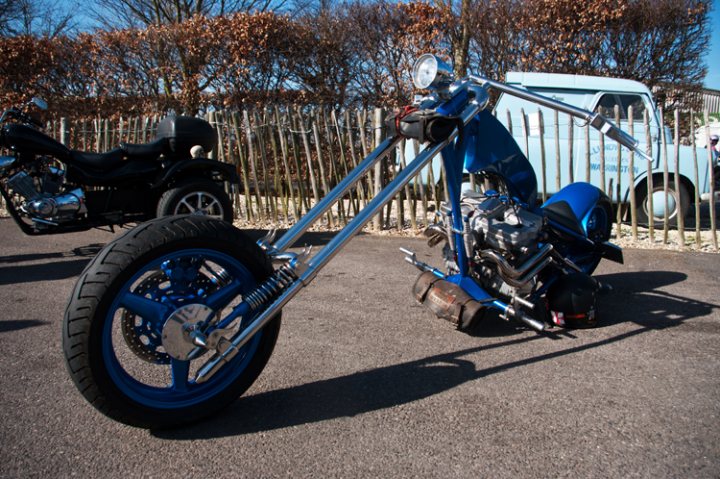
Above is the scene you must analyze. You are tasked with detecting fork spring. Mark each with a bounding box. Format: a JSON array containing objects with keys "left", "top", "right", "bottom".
[{"left": 244, "top": 263, "right": 298, "bottom": 311}]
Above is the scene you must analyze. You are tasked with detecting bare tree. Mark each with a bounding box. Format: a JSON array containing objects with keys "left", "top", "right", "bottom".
[
  {"left": 467, "top": 0, "right": 524, "bottom": 80},
  {"left": 433, "top": 0, "right": 471, "bottom": 77},
  {"left": 0, "top": 0, "right": 77, "bottom": 37},
  {"left": 603, "top": 0, "right": 710, "bottom": 104},
  {"left": 91, "top": 0, "right": 306, "bottom": 28}
]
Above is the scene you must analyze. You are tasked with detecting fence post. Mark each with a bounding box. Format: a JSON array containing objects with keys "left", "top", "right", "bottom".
[
  {"left": 538, "top": 109, "right": 547, "bottom": 203},
  {"left": 320, "top": 108, "right": 343, "bottom": 224},
  {"left": 690, "top": 110, "right": 701, "bottom": 248},
  {"left": 659, "top": 107, "right": 670, "bottom": 244},
  {"left": 118, "top": 116, "right": 124, "bottom": 146},
  {"left": 275, "top": 107, "right": 298, "bottom": 221},
  {"left": 373, "top": 108, "right": 384, "bottom": 231},
  {"left": 332, "top": 109, "right": 357, "bottom": 217},
  {"left": 289, "top": 108, "right": 310, "bottom": 215},
  {"left": 312, "top": 109, "right": 334, "bottom": 227},
  {"left": 60, "top": 118, "right": 70, "bottom": 146},
  {"left": 103, "top": 119, "right": 110, "bottom": 152},
  {"left": 644, "top": 109, "right": 654, "bottom": 241},
  {"left": 628, "top": 106, "right": 637, "bottom": 240},
  {"left": 704, "top": 110, "right": 718, "bottom": 250},
  {"left": 568, "top": 113, "right": 574, "bottom": 184},
  {"left": 519, "top": 108, "right": 529, "bottom": 159},
  {"left": 229, "top": 111, "right": 253, "bottom": 221},
  {"left": 243, "top": 109, "right": 265, "bottom": 220},
  {"left": 296, "top": 107, "right": 321, "bottom": 209},
  {"left": 673, "top": 109, "right": 685, "bottom": 246},
  {"left": 554, "top": 109, "right": 561, "bottom": 191},
  {"left": 599, "top": 130, "right": 606, "bottom": 194},
  {"left": 615, "top": 106, "right": 622, "bottom": 238},
  {"left": 344, "top": 109, "right": 368, "bottom": 209}
]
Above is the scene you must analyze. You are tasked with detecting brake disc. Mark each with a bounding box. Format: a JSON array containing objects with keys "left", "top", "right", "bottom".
[{"left": 121, "top": 271, "right": 217, "bottom": 364}]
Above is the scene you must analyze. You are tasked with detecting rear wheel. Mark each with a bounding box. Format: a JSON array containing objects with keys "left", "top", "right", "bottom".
[
  {"left": 569, "top": 201, "right": 613, "bottom": 275},
  {"left": 157, "top": 179, "right": 233, "bottom": 222},
  {"left": 635, "top": 178, "right": 689, "bottom": 228},
  {"left": 63, "top": 215, "right": 281, "bottom": 428}
]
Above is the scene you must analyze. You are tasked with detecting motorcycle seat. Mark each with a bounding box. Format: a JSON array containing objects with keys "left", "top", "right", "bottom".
[
  {"left": 70, "top": 148, "right": 126, "bottom": 169},
  {"left": 542, "top": 200, "right": 586, "bottom": 237},
  {"left": 69, "top": 138, "right": 170, "bottom": 170},
  {"left": 120, "top": 138, "right": 169, "bottom": 161}
]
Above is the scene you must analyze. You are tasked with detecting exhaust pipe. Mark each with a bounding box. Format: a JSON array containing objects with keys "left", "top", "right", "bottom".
[
  {"left": 412, "top": 271, "right": 487, "bottom": 331},
  {"left": 479, "top": 244, "right": 553, "bottom": 280}
]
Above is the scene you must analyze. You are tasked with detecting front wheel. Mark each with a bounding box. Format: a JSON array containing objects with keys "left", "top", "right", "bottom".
[
  {"left": 63, "top": 215, "right": 281, "bottom": 428},
  {"left": 157, "top": 179, "right": 233, "bottom": 222}
]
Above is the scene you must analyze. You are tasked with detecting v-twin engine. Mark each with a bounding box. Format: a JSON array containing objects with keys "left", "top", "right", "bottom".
[
  {"left": 431, "top": 191, "right": 551, "bottom": 297},
  {"left": 7, "top": 171, "right": 87, "bottom": 222},
  {"left": 461, "top": 191, "right": 543, "bottom": 254}
]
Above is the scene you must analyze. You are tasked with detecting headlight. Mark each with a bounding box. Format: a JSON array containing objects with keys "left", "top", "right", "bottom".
[{"left": 412, "top": 54, "right": 453, "bottom": 90}]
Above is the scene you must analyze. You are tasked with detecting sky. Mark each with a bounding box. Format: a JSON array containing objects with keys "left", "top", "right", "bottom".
[{"left": 704, "top": 0, "right": 720, "bottom": 90}]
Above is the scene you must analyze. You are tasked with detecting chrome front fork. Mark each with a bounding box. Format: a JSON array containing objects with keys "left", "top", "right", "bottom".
[{"left": 194, "top": 90, "right": 487, "bottom": 384}]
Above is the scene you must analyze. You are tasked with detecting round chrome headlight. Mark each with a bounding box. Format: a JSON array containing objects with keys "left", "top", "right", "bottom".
[{"left": 412, "top": 54, "right": 453, "bottom": 90}]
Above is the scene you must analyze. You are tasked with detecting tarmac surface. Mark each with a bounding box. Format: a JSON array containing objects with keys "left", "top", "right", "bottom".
[{"left": 0, "top": 217, "right": 718, "bottom": 478}]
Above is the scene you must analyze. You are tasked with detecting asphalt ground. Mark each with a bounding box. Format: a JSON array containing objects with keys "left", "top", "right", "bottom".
[{"left": 0, "top": 217, "right": 718, "bottom": 478}]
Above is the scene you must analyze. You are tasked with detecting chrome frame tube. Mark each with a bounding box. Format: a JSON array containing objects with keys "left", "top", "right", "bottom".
[
  {"left": 196, "top": 98, "right": 485, "bottom": 383},
  {"left": 470, "top": 74, "right": 595, "bottom": 121}
]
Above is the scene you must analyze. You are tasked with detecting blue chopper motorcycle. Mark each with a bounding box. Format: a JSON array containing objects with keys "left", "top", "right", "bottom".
[{"left": 63, "top": 54, "right": 648, "bottom": 428}]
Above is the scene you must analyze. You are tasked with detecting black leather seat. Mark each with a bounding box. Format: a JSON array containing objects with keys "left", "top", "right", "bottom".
[
  {"left": 542, "top": 200, "right": 586, "bottom": 236},
  {"left": 120, "top": 138, "right": 169, "bottom": 160},
  {"left": 70, "top": 148, "right": 126, "bottom": 169},
  {"left": 69, "top": 138, "right": 170, "bottom": 170}
]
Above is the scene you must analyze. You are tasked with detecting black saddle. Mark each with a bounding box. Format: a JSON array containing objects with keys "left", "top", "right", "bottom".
[
  {"left": 69, "top": 138, "right": 170, "bottom": 170},
  {"left": 542, "top": 200, "right": 585, "bottom": 237}
]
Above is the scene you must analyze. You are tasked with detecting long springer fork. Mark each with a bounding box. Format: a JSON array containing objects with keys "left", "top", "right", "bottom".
[{"left": 192, "top": 85, "right": 489, "bottom": 383}]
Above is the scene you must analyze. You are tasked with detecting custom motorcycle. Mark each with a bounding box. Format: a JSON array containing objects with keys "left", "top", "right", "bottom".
[
  {"left": 0, "top": 98, "right": 238, "bottom": 235},
  {"left": 63, "top": 54, "right": 648, "bottom": 428}
]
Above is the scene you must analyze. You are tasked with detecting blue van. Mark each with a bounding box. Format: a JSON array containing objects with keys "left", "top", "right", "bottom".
[{"left": 491, "top": 72, "right": 713, "bottom": 225}]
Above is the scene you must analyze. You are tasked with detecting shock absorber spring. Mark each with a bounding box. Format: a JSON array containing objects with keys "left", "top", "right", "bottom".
[{"left": 243, "top": 263, "right": 298, "bottom": 312}]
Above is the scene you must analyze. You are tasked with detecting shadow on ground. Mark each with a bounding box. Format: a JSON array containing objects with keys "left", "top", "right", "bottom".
[{"left": 154, "top": 269, "right": 717, "bottom": 440}]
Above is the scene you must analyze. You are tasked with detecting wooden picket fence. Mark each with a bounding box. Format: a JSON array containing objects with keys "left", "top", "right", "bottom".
[{"left": 47, "top": 105, "right": 718, "bottom": 251}]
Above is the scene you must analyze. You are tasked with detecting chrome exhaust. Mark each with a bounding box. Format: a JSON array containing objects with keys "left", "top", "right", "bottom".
[{"left": 480, "top": 244, "right": 553, "bottom": 280}]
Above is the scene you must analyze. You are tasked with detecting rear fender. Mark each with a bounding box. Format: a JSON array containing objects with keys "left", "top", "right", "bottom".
[
  {"left": 154, "top": 159, "right": 239, "bottom": 188},
  {"left": 541, "top": 182, "right": 605, "bottom": 236}
]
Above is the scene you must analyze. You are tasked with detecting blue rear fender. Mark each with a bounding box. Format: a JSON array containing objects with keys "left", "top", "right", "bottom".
[{"left": 541, "top": 182, "right": 605, "bottom": 237}]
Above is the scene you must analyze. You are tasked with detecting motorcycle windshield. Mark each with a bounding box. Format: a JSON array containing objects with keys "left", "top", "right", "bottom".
[{"left": 463, "top": 110, "right": 537, "bottom": 206}]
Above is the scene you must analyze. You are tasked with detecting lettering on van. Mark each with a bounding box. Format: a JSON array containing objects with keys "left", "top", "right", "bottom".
[
  {"left": 590, "top": 144, "right": 623, "bottom": 155},
  {"left": 590, "top": 163, "right": 640, "bottom": 174}
]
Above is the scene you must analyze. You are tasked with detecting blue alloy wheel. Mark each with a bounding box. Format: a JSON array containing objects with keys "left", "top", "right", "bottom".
[{"left": 63, "top": 215, "right": 282, "bottom": 428}]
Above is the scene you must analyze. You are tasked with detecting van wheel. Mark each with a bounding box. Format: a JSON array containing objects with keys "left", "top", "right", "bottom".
[{"left": 635, "top": 179, "right": 689, "bottom": 228}]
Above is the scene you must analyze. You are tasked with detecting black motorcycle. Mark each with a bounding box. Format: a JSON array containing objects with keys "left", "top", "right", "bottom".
[{"left": 0, "top": 98, "right": 239, "bottom": 235}]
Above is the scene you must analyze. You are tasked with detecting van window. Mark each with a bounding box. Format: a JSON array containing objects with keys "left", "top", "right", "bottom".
[{"left": 594, "top": 93, "right": 646, "bottom": 120}]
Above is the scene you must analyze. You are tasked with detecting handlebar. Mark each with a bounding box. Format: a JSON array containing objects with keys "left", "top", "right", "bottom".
[
  {"left": 467, "top": 74, "right": 650, "bottom": 162},
  {"left": 0, "top": 107, "right": 44, "bottom": 129}
]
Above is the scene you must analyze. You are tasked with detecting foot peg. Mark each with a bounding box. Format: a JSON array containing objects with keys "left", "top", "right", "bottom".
[{"left": 400, "top": 248, "right": 444, "bottom": 276}]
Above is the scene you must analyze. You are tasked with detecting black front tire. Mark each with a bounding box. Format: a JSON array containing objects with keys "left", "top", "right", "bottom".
[
  {"left": 63, "top": 215, "right": 281, "bottom": 428},
  {"left": 157, "top": 179, "right": 233, "bottom": 222}
]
